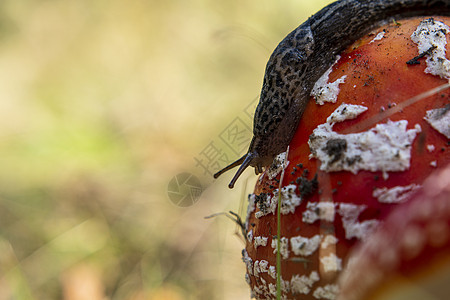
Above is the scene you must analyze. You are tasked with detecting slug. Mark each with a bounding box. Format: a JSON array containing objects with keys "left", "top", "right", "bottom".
[{"left": 214, "top": 0, "right": 450, "bottom": 188}]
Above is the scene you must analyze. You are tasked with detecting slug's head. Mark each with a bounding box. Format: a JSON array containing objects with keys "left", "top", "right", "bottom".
[
  {"left": 213, "top": 137, "right": 275, "bottom": 188},
  {"left": 212, "top": 152, "right": 259, "bottom": 189}
]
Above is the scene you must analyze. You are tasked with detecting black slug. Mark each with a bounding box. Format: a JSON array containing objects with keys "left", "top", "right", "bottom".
[{"left": 214, "top": 0, "right": 450, "bottom": 188}]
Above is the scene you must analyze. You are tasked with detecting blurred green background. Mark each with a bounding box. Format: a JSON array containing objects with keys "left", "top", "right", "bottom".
[{"left": 0, "top": 1, "right": 332, "bottom": 299}]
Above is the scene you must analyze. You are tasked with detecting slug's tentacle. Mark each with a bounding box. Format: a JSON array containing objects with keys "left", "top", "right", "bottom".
[
  {"left": 213, "top": 152, "right": 256, "bottom": 189},
  {"left": 213, "top": 154, "right": 247, "bottom": 179},
  {"left": 214, "top": 152, "right": 262, "bottom": 188},
  {"left": 227, "top": 153, "right": 255, "bottom": 188},
  {"left": 257, "top": 165, "right": 263, "bottom": 174}
]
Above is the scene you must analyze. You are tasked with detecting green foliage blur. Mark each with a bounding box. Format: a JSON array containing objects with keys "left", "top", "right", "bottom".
[{"left": 0, "top": 1, "right": 331, "bottom": 299}]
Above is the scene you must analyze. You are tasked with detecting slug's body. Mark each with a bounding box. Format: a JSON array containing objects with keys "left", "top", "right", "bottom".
[{"left": 214, "top": 0, "right": 450, "bottom": 188}]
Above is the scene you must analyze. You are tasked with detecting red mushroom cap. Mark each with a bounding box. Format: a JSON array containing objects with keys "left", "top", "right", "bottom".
[
  {"left": 243, "top": 16, "right": 450, "bottom": 299},
  {"left": 338, "top": 164, "right": 450, "bottom": 300}
]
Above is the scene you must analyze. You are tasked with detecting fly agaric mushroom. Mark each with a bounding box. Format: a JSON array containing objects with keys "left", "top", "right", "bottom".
[{"left": 242, "top": 17, "right": 450, "bottom": 299}]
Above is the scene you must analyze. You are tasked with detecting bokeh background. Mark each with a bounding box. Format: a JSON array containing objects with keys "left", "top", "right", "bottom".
[{"left": 0, "top": 1, "right": 333, "bottom": 299}]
